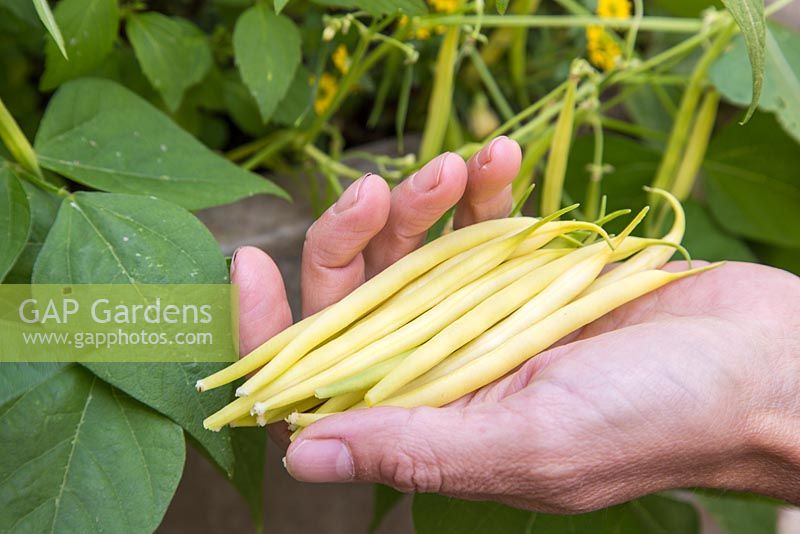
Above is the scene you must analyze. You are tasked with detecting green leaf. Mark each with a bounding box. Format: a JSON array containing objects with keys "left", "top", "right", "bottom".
[
  {"left": 5, "top": 180, "right": 61, "bottom": 283},
  {"left": 720, "top": 0, "right": 765, "bottom": 122},
  {"left": 680, "top": 201, "right": 756, "bottom": 262},
  {"left": 0, "top": 362, "right": 66, "bottom": 406},
  {"left": 354, "top": 0, "right": 427, "bottom": 16},
  {"left": 273, "top": 64, "right": 314, "bottom": 127},
  {"left": 229, "top": 427, "right": 268, "bottom": 527},
  {"left": 40, "top": 0, "right": 119, "bottom": 91},
  {"left": 34, "top": 78, "right": 287, "bottom": 209},
  {"left": 704, "top": 113, "right": 800, "bottom": 248},
  {"left": 32, "top": 0, "right": 67, "bottom": 59},
  {"left": 84, "top": 363, "right": 238, "bottom": 475},
  {"left": 694, "top": 493, "right": 776, "bottom": 534},
  {"left": 496, "top": 0, "right": 510, "bottom": 14},
  {"left": 564, "top": 134, "right": 659, "bottom": 234},
  {"left": 710, "top": 23, "right": 800, "bottom": 143},
  {"left": 0, "top": 163, "right": 31, "bottom": 281},
  {"left": 413, "top": 494, "right": 699, "bottom": 534},
  {"left": 32, "top": 191, "right": 228, "bottom": 284},
  {"left": 275, "top": 0, "right": 291, "bottom": 13},
  {"left": 311, "top": 0, "right": 426, "bottom": 13},
  {"left": 0, "top": 365, "right": 185, "bottom": 533},
  {"left": 127, "top": 13, "right": 213, "bottom": 112},
  {"left": 369, "top": 485, "right": 404, "bottom": 533},
  {"left": 233, "top": 5, "right": 302, "bottom": 123},
  {"left": 754, "top": 243, "right": 800, "bottom": 275},
  {"left": 29, "top": 192, "right": 253, "bottom": 486}
]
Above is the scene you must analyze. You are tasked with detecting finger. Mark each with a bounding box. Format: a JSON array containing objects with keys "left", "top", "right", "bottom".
[
  {"left": 301, "top": 173, "right": 391, "bottom": 316},
  {"left": 230, "top": 246, "right": 293, "bottom": 355},
  {"left": 363, "top": 153, "right": 467, "bottom": 277},
  {"left": 454, "top": 136, "right": 522, "bottom": 229},
  {"left": 284, "top": 405, "right": 511, "bottom": 497}
]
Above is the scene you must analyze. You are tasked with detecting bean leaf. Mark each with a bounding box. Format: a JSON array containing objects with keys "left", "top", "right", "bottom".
[
  {"left": 40, "top": 0, "right": 119, "bottom": 90},
  {"left": 127, "top": 13, "right": 213, "bottom": 112},
  {"left": 680, "top": 201, "right": 755, "bottom": 262},
  {"left": 413, "top": 494, "right": 699, "bottom": 533},
  {"left": 5, "top": 180, "right": 61, "bottom": 283},
  {"left": 32, "top": 192, "right": 228, "bottom": 284},
  {"left": 31, "top": 192, "right": 264, "bottom": 507},
  {"left": 710, "top": 23, "right": 800, "bottom": 143},
  {"left": 275, "top": 0, "right": 291, "bottom": 13},
  {"left": 704, "top": 113, "right": 800, "bottom": 248},
  {"left": 720, "top": 0, "right": 766, "bottom": 122},
  {"left": 233, "top": 5, "right": 302, "bottom": 123},
  {"left": 0, "top": 362, "right": 66, "bottom": 406},
  {"left": 0, "top": 365, "right": 185, "bottom": 533},
  {"left": 694, "top": 493, "right": 776, "bottom": 534},
  {"left": 312, "top": 0, "right": 427, "bottom": 14},
  {"left": 34, "top": 78, "right": 287, "bottom": 210},
  {"left": 497, "top": 0, "right": 510, "bottom": 14},
  {"left": 0, "top": 163, "right": 31, "bottom": 282},
  {"left": 32, "top": 0, "right": 67, "bottom": 59}
]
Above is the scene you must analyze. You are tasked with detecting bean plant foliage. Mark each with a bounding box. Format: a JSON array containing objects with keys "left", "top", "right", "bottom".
[{"left": 0, "top": 0, "right": 797, "bottom": 531}]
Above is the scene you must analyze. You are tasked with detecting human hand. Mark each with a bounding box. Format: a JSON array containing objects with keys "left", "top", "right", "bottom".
[{"left": 231, "top": 137, "right": 800, "bottom": 511}]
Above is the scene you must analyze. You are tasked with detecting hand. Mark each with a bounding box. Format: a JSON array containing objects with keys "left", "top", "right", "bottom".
[{"left": 231, "top": 137, "right": 800, "bottom": 511}]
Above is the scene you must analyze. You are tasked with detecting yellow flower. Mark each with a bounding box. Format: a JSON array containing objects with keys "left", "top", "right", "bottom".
[
  {"left": 596, "top": 0, "right": 631, "bottom": 19},
  {"left": 429, "top": 0, "right": 459, "bottom": 13},
  {"left": 332, "top": 44, "right": 351, "bottom": 74},
  {"left": 586, "top": 25, "right": 622, "bottom": 71},
  {"left": 312, "top": 73, "right": 338, "bottom": 114},
  {"left": 399, "top": 14, "right": 432, "bottom": 40}
]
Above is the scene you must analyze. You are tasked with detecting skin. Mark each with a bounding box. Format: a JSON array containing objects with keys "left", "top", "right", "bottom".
[{"left": 230, "top": 136, "right": 800, "bottom": 511}]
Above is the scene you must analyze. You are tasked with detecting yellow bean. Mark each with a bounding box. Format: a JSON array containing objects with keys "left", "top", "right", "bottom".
[
  {"left": 250, "top": 249, "right": 566, "bottom": 414},
  {"left": 237, "top": 210, "right": 578, "bottom": 398},
  {"left": 363, "top": 211, "right": 639, "bottom": 405},
  {"left": 379, "top": 263, "right": 723, "bottom": 409},
  {"left": 587, "top": 187, "right": 685, "bottom": 292},
  {"left": 316, "top": 390, "right": 366, "bottom": 414}
]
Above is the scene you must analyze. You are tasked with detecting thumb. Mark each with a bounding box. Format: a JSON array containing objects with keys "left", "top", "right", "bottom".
[{"left": 284, "top": 405, "right": 509, "bottom": 495}]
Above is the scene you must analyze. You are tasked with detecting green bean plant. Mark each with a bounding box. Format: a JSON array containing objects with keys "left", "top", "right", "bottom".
[{"left": 0, "top": 0, "right": 798, "bottom": 531}]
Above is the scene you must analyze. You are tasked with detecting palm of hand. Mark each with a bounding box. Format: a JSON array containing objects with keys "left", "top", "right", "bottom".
[{"left": 231, "top": 137, "right": 799, "bottom": 510}]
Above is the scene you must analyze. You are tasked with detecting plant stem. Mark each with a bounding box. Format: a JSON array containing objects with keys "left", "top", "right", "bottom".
[
  {"left": 466, "top": 46, "right": 515, "bottom": 121},
  {"left": 422, "top": 15, "right": 704, "bottom": 33},
  {"left": 600, "top": 116, "right": 667, "bottom": 141},
  {"left": 583, "top": 113, "right": 605, "bottom": 222},
  {"left": 624, "top": 0, "right": 644, "bottom": 61},
  {"left": 486, "top": 79, "right": 568, "bottom": 141},
  {"left": 648, "top": 26, "right": 734, "bottom": 196},
  {"left": 304, "top": 144, "right": 363, "bottom": 182},
  {"left": 242, "top": 131, "right": 296, "bottom": 170}
]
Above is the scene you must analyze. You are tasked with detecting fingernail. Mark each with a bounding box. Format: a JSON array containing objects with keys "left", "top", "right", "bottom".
[
  {"left": 285, "top": 439, "right": 354, "bottom": 483},
  {"left": 229, "top": 247, "right": 243, "bottom": 279},
  {"left": 412, "top": 153, "right": 450, "bottom": 192},
  {"left": 334, "top": 174, "right": 371, "bottom": 214},
  {"left": 477, "top": 136, "right": 506, "bottom": 168}
]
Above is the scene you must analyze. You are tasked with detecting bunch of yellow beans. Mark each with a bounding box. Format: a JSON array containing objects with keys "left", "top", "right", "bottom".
[{"left": 199, "top": 188, "right": 717, "bottom": 438}]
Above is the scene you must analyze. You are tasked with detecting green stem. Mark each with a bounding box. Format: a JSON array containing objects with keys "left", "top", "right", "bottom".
[
  {"left": 12, "top": 165, "right": 67, "bottom": 197},
  {"left": 0, "top": 97, "right": 41, "bottom": 178},
  {"left": 584, "top": 113, "right": 604, "bottom": 221},
  {"left": 649, "top": 26, "right": 734, "bottom": 194},
  {"left": 421, "top": 15, "right": 704, "bottom": 33},
  {"left": 509, "top": 0, "right": 541, "bottom": 107},
  {"left": 466, "top": 46, "right": 515, "bottom": 121},
  {"left": 304, "top": 144, "right": 363, "bottom": 182},
  {"left": 624, "top": 0, "right": 644, "bottom": 61},
  {"left": 241, "top": 131, "right": 296, "bottom": 170},
  {"left": 600, "top": 116, "right": 667, "bottom": 141},
  {"left": 486, "top": 79, "right": 568, "bottom": 141}
]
